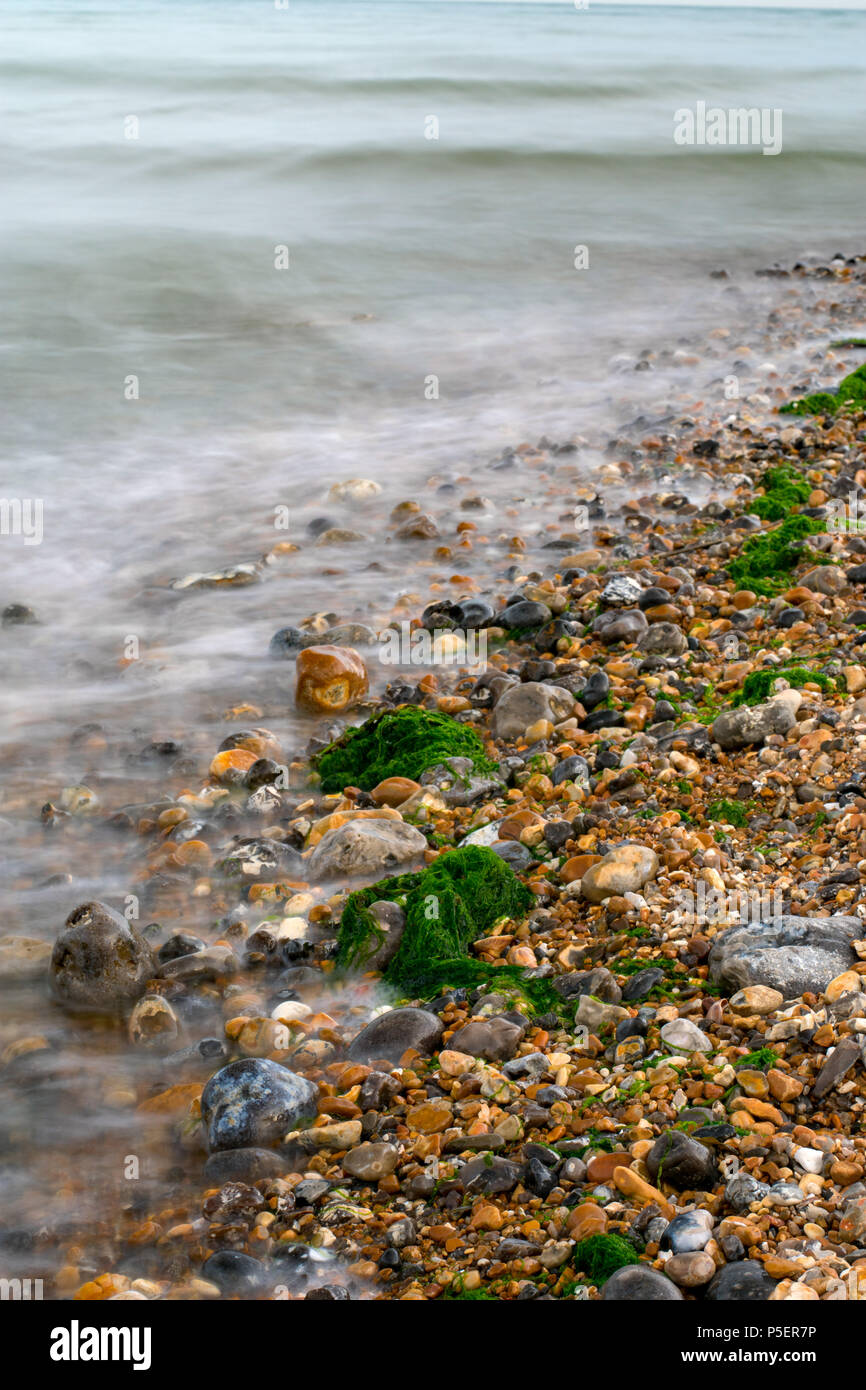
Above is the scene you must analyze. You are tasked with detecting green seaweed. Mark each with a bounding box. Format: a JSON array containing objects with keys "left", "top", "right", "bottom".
[
  {"left": 706, "top": 797, "right": 752, "bottom": 827},
  {"left": 781, "top": 361, "right": 866, "bottom": 416},
  {"left": 736, "top": 1047, "right": 779, "bottom": 1071},
  {"left": 571, "top": 1234, "right": 641, "bottom": 1285},
  {"left": 731, "top": 666, "right": 837, "bottom": 706},
  {"left": 727, "top": 515, "right": 828, "bottom": 595},
  {"left": 751, "top": 465, "right": 811, "bottom": 522},
  {"left": 313, "top": 704, "right": 498, "bottom": 794},
  {"left": 336, "top": 844, "right": 534, "bottom": 996}
]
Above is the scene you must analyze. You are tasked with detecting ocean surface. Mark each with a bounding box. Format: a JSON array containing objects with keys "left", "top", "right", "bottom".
[{"left": 0, "top": 0, "right": 865, "bottom": 1287}]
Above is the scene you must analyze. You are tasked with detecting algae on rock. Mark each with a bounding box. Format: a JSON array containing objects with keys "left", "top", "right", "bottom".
[
  {"left": 781, "top": 361, "right": 866, "bottom": 416},
  {"left": 336, "top": 844, "right": 534, "bottom": 996},
  {"left": 313, "top": 705, "right": 497, "bottom": 794},
  {"left": 727, "top": 515, "right": 829, "bottom": 595}
]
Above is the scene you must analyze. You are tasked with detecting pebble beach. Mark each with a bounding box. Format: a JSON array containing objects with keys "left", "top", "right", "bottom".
[{"left": 5, "top": 245, "right": 866, "bottom": 1311}]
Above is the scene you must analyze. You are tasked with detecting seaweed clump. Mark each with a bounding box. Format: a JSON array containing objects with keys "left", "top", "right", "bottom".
[
  {"left": 750, "top": 465, "right": 811, "bottom": 522},
  {"left": 781, "top": 362, "right": 866, "bottom": 416},
  {"left": 727, "top": 515, "right": 828, "bottom": 595},
  {"left": 313, "top": 705, "right": 497, "bottom": 794},
  {"left": 571, "top": 1234, "right": 640, "bottom": 1286},
  {"left": 731, "top": 666, "right": 837, "bottom": 706},
  {"left": 337, "top": 844, "right": 534, "bottom": 996}
]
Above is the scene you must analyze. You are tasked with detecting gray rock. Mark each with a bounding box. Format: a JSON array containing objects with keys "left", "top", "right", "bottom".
[
  {"left": 637, "top": 622, "right": 687, "bottom": 657},
  {"left": 459, "top": 1155, "right": 523, "bottom": 1194},
  {"left": 811, "top": 1035, "right": 863, "bottom": 1098},
  {"left": 347, "top": 1008, "right": 443, "bottom": 1064},
  {"left": 203, "top": 1148, "right": 293, "bottom": 1184},
  {"left": 711, "top": 699, "right": 796, "bottom": 750},
  {"left": 308, "top": 819, "right": 427, "bottom": 879},
  {"left": 492, "top": 681, "right": 576, "bottom": 740},
  {"left": 705, "top": 1260, "right": 776, "bottom": 1301},
  {"left": 709, "top": 914, "right": 862, "bottom": 998},
  {"left": 50, "top": 902, "right": 156, "bottom": 1013},
  {"left": 553, "top": 966, "right": 621, "bottom": 1003},
  {"left": 449, "top": 1017, "right": 523, "bottom": 1062},
  {"left": 661, "top": 1211, "right": 713, "bottom": 1254},
  {"left": 355, "top": 901, "right": 406, "bottom": 973},
  {"left": 420, "top": 758, "right": 504, "bottom": 806},
  {"left": 602, "top": 1266, "right": 683, "bottom": 1300},
  {"left": 201, "top": 1058, "right": 318, "bottom": 1152},
  {"left": 601, "top": 575, "right": 644, "bottom": 607},
  {"left": 503, "top": 1051, "right": 549, "bottom": 1080},
  {"left": 591, "top": 608, "right": 649, "bottom": 645},
  {"left": 646, "top": 1130, "right": 717, "bottom": 1190},
  {"left": 660, "top": 1018, "right": 712, "bottom": 1054},
  {"left": 725, "top": 1173, "right": 771, "bottom": 1210}
]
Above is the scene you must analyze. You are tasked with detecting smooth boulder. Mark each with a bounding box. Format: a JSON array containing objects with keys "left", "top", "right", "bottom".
[
  {"left": 709, "top": 914, "right": 861, "bottom": 998},
  {"left": 201, "top": 1058, "right": 318, "bottom": 1152},
  {"left": 50, "top": 902, "right": 156, "bottom": 1013}
]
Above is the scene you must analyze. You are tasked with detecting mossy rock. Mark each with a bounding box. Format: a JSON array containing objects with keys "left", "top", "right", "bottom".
[
  {"left": 781, "top": 362, "right": 866, "bottom": 416},
  {"left": 750, "top": 466, "right": 811, "bottom": 522},
  {"left": 727, "top": 515, "right": 828, "bottom": 596},
  {"left": 337, "top": 844, "right": 535, "bottom": 997},
  {"left": 731, "top": 665, "right": 837, "bottom": 706},
  {"left": 312, "top": 705, "right": 497, "bottom": 794},
  {"left": 571, "top": 1234, "right": 640, "bottom": 1285}
]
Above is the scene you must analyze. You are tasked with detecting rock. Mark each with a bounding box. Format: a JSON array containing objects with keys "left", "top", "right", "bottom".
[
  {"left": 580, "top": 845, "right": 659, "bottom": 903},
  {"left": 811, "top": 1035, "right": 862, "bottom": 1099},
  {"left": 729, "top": 985, "right": 784, "bottom": 1016},
  {"left": 201, "top": 1251, "right": 270, "bottom": 1295},
  {"left": 50, "top": 902, "right": 156, "bottom": 1014},
  {"left": 459, "top": 1156, "right": 523, "bottom": 1195},
  {"left": 725, "top": 1173, "right": 771, "bottom": 1210},
  {"left": 202, "top": 1148, "right": 293, "bottom": 1184},
  {"left": 637, "top": 622, "right": 687, "bottom": 657},
  {"left": 347, "top": 1008, "right": 443, "bottom": 1064},
  {"left": 554, "top": 966, "right": 621, "bottom": 1003},
  {"left": 592, "top": 609, "right": 649, "bottom": 645},
  {"left": 0, "top": 936, "right": 52, "bottom": 983},
  {"left": 709, "top": 915, "right": 862, "bottom": 997},
  {"left": 665, "top": 1251, "right": 716, "bottom": 1287},
  {"left": 449, "top": 1017, "right": 523, "bottom": 1062},
  {"left": 492, "top": 682, "right": 576, "bottom": 740},
  {"left": 575, "top": 995, "right": 629, "bottom": 1030},
  {"left": 601, "top": 575, "right": 643, "bottom": 607},
  {"left": 295, "top": 645, "right": 368, "bottom": 714},
  {"left": 660, "top": 1018, "right": 712, "bottom": 1054},
  {"left": 127, "top": 995, "right": 179, "bottom": 1049},
  {"left": 646, "top": 1130, "right": 717, "bottom": 1190},
  {"left": 308, "top": 820, "right": 427, "bottom": 879},
  {"left": 397, "top": 512, "right": 440, "bottom": 540},
  {"left": 201, "top": 1058, "right": 318, "bottom": 1152},
  {"left": 342, "top": 1143, "right": 399, "bottom": 1181},
  {"left": 370, "top": 777, "right": 421, "bottom": 807},
  {"left": 602, "top": 1266, "right": 683, "bottom": 1300},
  {"left": 420, "top": 758, "right": 504, "bottom": 807},
  {"left": 660, "top": 1210, "right": 713, "bottom": 1254},
  {"left": 551, "top": 754, "right": 591, "bottom": 788},
  {"left": 705, "top": 1260, "right": 776, "bottom": 1301},
  {"left": 711, "top": 699, "right": 796, "bottom": 750},
  {"left": 329, "top": 478, "right": 381, "bottom": 502},
  {"left": 497, "top": 600, "right": 552, "bottom": 629},
  {"left": 621, "top": 967, "right": 665, "bottom": 1001},
  {"left": 352, "top": 901, "right": 406, "bottom": 974}
]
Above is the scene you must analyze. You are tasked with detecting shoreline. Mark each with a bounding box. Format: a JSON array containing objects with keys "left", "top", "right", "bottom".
[{"left": 4, "top": 249, "right": 866, "bottom": 1303}]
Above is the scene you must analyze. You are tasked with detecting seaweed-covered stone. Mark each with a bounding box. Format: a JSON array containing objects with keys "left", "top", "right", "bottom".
[
  {"left": 336, "top": 844, "right": 534, "bottom": 995},
  {"left": 201, "top": 1058, "right": 318, "bottom": 1152},
  {"left": 347, "top": 1008, "right": 443, "bottom": 1064},
  {"left": 709, "top": 914, "right": 861, "bottom": 997},
  {"left": 313, "top": 705, "right": 496, "bottom": 793},
  {"left": 50, "top": 902, "right": 156, "bottom": 1013}
]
